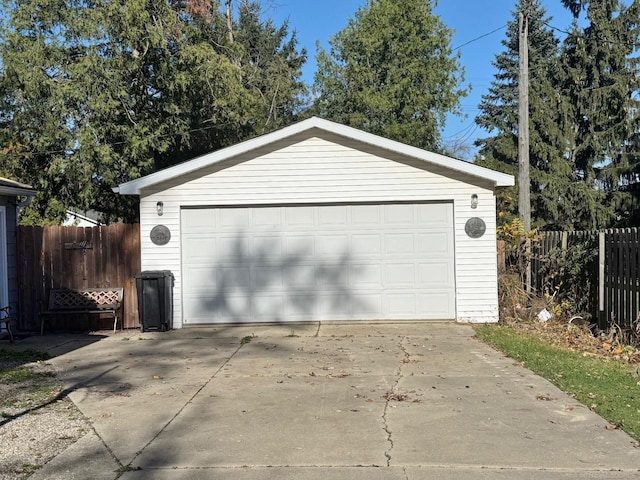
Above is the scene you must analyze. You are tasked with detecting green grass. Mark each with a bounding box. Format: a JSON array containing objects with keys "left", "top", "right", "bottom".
[
  {"left": 0, "top": 366, "right": 40, "bottom": 384},
  {"left": 475, "top": 325, "right": 640, "bottom": 441}
]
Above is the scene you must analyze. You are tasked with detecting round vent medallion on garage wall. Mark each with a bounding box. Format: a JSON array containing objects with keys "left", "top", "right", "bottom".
[
  {"left": 465, "top": 217, "right": 486, "bottom": 239},
  {"left": 150, "top": 225, "right": 171, "bottom": 246}
]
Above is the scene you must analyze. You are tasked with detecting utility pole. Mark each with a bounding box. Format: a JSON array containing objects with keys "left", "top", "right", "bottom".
[
  {"left": 518, "top": 11, "right": 532, "bottom": 291},
  {"left": 225, "top": 0, "right": 234, "bottom": 43},
  {"left": 518, "top": 11, "right": 531, "bottom": 232}
]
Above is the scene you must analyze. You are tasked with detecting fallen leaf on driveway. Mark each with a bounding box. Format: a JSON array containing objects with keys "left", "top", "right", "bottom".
[
  {"left": 536, "top": 394, "right": 554, "bottom": 401},
  {"left": 605, "top": 424, "right": 617, "bottom": 431},
  {"left": 153, "top": 375, "right": 162, "bottom": 380},
  {"left": 384, "top": 391, "right": 408, "bottom": 402}
]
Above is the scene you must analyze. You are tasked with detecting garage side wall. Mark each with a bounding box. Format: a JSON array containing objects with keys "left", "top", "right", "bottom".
[{"left": 138, "top": 134, "right": 499, "bottom": 327}]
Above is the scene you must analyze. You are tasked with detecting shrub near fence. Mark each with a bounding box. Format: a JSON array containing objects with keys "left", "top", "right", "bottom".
[
  {"left": 531, "top": 231, "right": 599, "bottom": 322},
  {"left": 528, "top": 228, "right": 640, "bottom": 337},
  {"left": 17, "top": 224, "right": 141, "bottom": 332}
]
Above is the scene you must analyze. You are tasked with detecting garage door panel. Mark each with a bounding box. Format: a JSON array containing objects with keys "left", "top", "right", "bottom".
[
  {"left": 318, "top": 206, "right": 348, "bottom": 226},
  {"left": 417, "top": 203, "right": 451, "bottom": 226},
  {"left": 183, "top": 294, "right": 222, "bottom": 322},
  {"left": 217, "top": 236, "right": 249, "bottom": 261},
  {"left": 418, "top": 292, "right": 455, "bottom": 317},
  {"left": 385, "top": 293, "right": 417, "bottom": 316},
  {"left": 181, "top": 203, "right": 455, "bottom": 323},
  {"left": 183, "top": 266, "right": 219, "bottom": 292},
  {"left": 284, "top": 294, "right": 319, "bottom": 319},
  {"left": 250, "top": 235, "right": 283, "bottom": 260},
  {"left": 219, "top": 266, "right": 251, "bottom": 291},
  {"left": 283, "top": 235, "right": 315, "bottom": 256},
  {"left": 182, "top": 209, "right": 216, "bottom": 232},
  {"left": 351, "top": 234, "right": 382, "bottom": 257},
  {"left": 417, "top": 232, "right": 453, "bottom": 255},
  {"left": 384, "top": 263, "right": 416, "bottom": 287},
  {"left": 220, "top": 208, "right": 249, "bottom": 228},
  {"left": 183, "top": 238, "right": 216, "bottom": 263},
  {"left": 316, "top": 292, "right": 355, "bottom": 318},
  {"left": 253, "top": 265, "right": 284, "bottom": 291},
  {"left": 417, "top": 263, "right": 454, "bottom": 287},
  {"left": 350, "top": 293, "right": 383, "bottom": 317},
  {"left": 315, "top": 263, "right": 350, "bottom": 288},
  {"left": 286, "top": 206, "right": 315, "bottom": 227},
  {"left": 316, "top": 234, "right": 350, "bottom": 257},
  {"left": 206, "top": 294, "right": 251, "bottom": 322},
  {"left": 385, "top": 204, "right": 415, "bottom": 224},
  {"left": 253, "top": 208, "right": 281, "bottom": 227},
  {"left": 285, "top": 263, "right": 316, "bottom": 288},
  {"left": 252, "top": 294, "right": 284, "bottom": 319},
  {"left": 351, "top": 204, "right": 381, "bottom": 225},
  {"left": 385, "top": 233, "right": 414, "bottom": 255},
  {"left": 349, "top": 263, "right": 381, "bottom": 287}
]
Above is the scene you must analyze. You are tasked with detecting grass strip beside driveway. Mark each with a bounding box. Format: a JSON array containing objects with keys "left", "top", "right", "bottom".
[{"left": 475, "top": 324, "right": 640, "bottom": 442}]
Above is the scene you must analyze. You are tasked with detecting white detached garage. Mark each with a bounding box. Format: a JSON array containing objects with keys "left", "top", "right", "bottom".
[{"left": 116, "top": 117, "right": 514, "bottom": 328}]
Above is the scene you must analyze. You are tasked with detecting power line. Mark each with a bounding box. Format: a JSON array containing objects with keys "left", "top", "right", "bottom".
[
  {"left": 442, "top": 120, "right": 476, "bottom": 140},
  {"left": 543, "top": 21, "right": 638, "bottom": 49},
  {"left": 452, "top": 24, "right": 508, "bottom": 51}
]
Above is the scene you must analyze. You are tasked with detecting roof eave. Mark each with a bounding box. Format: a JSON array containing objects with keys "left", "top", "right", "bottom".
[{"left": 0, "top": 186, "right": 37, "bottom": 197}]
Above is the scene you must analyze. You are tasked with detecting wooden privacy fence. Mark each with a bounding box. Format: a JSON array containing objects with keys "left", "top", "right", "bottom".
[
  {"left": 528, "top": 229, "right": 640, "bottom": 332},
  {"left": 17, "top": 224, "right": 141, "bottom": 331}
]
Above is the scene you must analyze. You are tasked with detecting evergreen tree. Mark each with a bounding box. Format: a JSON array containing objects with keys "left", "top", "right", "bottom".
[
  {"left": 235, "top": 1, "right": 307, "bottom": 133},
  {"left": 313, "top": 0, "right": 466, "bottom": 151},
  {"left": 0, "top": 0, "right": 307, "bottom": 223},
  {"left": 474, "top": 0, "right": 566, "bottom": 228},
  {"left": 557, "top": 0, "right": 640, "bottom": 229}
]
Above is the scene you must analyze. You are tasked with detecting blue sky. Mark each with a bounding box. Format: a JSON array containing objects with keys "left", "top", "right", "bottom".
[{"left": 267, "top": 0, "right": 577, "bottom": 159}]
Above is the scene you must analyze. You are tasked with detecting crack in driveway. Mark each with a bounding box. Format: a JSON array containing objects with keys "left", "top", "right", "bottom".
[
  {"left": 122, "top": 341, "right": 246, "bottom": 470},
  {"left": 382, "top": 336, "right": 410, "bottom": 467}
]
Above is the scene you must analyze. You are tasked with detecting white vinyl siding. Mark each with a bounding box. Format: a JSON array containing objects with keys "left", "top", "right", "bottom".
[{"left": 139, "top": 133, "right": 499, "bottom": 327}]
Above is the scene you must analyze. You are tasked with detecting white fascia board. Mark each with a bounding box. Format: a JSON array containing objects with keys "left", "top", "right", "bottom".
[{"left": 115, "top": 117, "right": 515, "bottom": 195}]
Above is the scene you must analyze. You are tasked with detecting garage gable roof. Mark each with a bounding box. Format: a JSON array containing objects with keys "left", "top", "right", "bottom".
[
  {"left": 0, "top": 177, "right": 36, "bottom": 197},
  {"left": 115, "top": 117, "right": 514, "bottom": 195}
]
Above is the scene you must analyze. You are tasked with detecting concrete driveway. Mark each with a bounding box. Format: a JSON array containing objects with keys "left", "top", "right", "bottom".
[{"left": 24, "top": 323, "right": 640, "bottom": 479}]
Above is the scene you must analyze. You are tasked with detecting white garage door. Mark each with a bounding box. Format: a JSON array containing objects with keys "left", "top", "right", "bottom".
[{"left": 181, "top": 203, "right": 455, "bottom": 324}]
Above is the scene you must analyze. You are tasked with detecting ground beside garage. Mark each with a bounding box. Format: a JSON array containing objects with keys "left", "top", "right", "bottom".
[{"left": 6, "top": 323, "right": 637, "bottom": 479}]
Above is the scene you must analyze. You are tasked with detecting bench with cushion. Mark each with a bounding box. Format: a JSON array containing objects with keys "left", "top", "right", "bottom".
[{"left": 40, "top": 288, "right": 124, "bottom": 334}]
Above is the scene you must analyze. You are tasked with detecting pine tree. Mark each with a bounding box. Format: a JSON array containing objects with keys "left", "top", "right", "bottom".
[
  {"left": 556, "top": 0, "right": 640, "bottom": 229},
  {"left": 313, "top": 0, "right": 466, "bottom": 151}
]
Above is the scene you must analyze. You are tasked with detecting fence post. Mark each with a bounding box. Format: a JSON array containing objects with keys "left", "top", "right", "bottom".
[{"left": 599, "top": 231, "right": 605, "bottom": 319}]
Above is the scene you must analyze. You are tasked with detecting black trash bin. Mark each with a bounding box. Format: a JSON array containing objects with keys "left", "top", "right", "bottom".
[{"left": 135, "top": 270, "right": 174, "bottom": 332}]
